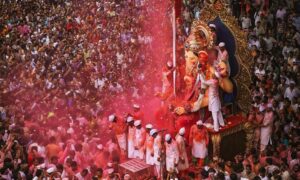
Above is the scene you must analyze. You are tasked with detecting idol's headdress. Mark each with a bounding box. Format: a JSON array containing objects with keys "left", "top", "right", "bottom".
[{"left": 185, "top": 20, "right": 214, "bottom": 53}]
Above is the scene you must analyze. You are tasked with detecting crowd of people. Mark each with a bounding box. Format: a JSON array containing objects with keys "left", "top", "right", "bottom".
[{"left": 0, "top": 0, "right": 299, "bottom": 179}]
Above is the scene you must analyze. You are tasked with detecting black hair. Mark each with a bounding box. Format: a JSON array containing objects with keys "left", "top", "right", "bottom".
[
  {"left": 56, "top": 164, "right": 64, "bottom": 171},
  {"left": 230, "top": 173, "right": 238, "bottom": 180},
  {"left": 192, "top": 51, "right": 198, "bottom": 57},
  {"left": 266, "top": 157, "right": 273, "bottom": 165},
  {"left": 259, "top": 167, "right": 266, "bottom": 174},
  {"left": 200, "top": 169, "right": 209, "bottom": 178},
  {"left": 216, "top": 172, "right": 225, "bottom": 180}
]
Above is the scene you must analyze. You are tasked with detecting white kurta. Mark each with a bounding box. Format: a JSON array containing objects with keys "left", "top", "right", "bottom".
[
  {"left": 175, "top": 135, "right": 189, "bottom": 170},
  {"left": 145, "top": 134, "right": 154, "bottom": 165},
  {"left": 165, "top": 140, "right": 179, "bottom": 172},
  {"left": 134, "top": 127, "right": 146, "bottom": 159},
  {"left": 192, "top": 139, "right": 207, "bottom": 159},
  {"left": 260, "top": 112, "right": 274, "bottom": 146},
  {"left": 127, "top": 126, "right": 135, "bottom": 158},
  {"left": 153, "top": 135, "right": 162, "bottom": 165},
  {"left": 201, "top": 78, "right": 221, "bottom": 112},
  {"left": 284, "top": 87, "right": 300, "bottom": 101}
]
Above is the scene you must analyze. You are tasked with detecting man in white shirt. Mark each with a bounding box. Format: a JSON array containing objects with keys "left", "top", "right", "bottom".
[
  {"left": 164, "top": 134, "right": 179, "bottom": 175},
  {"left": 265, "top": 158, "right": 279, "bottom": 175},
  {"left": 255, "top": 64, "right": 266, "bottom": 80},
  {"left": 249, "top": 36, "right": 261, "bottom": 49},
  {"left": 263, "top": 34, "right": 276, "bottom": 52},
  {"left": 75, "top": 169, "right": 88, "bottom": 180},
  {"left": 282, "top": 42, "right": 294, "bottom": 60},
  {"left": 150, "top": 129, "right": 162, "bottom": 179},
  {"left": 241, "top": 14, "right": 252, "bottom": 30},
  {"left": 133, "top": 120, "right": 146, "bottom": 159},
  {"left": 276, "top": 6, "right": 286, "bottom": 20},
  {"left": 284, "top": 81, "right": 300, "bottom": 101}
]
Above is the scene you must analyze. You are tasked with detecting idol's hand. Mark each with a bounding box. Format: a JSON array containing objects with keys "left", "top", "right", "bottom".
[{"left": 174, "top": 107, "right": 185, "bottom": 115}]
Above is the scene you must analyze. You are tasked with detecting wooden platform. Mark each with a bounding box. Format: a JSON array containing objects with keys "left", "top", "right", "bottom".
[
  {"left": 207, "top": 114, "right": 252, "bottom": 160},
  {"left": 119, "top": 159, "right": 154, "bottom": 180}
]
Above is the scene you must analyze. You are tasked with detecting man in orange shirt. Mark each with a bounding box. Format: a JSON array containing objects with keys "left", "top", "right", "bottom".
[
  {"left": 108, "top": 114, "right": 127, "bottom": 154},
  {"left": 94, "top": 144, "right": 106, "bottom": 168},
  {"left": 189, "top": 120, "right": 209, "bottom": 167},
  {"left": 46, "top": 136, "right": 62, "bottom": 161}
]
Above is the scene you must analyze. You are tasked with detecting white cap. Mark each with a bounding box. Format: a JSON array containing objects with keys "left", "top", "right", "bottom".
[
  {"left": 107, "top": 162, "right": 113, "bottom": 167},
  {"left": 46, "top": 167, "right": 56, "bottom": 174},
  {"left": 108, "top": 114, "right": 116, "bottom": 122},
  {"left": 259, "top": 106, "right": 265, "bottom": 112},
  {"left": 197, "top": 120, "right": 204, "bottom": 125},
  {"left": 107, "top": 168, "right": 114, "bottom": 174},
  {"left": 126, "top": 116, "right": 134, "bottom": 123},
  {"left": 150, "top": 129, "right": 158, "bottom": 136},
  {"left": 219, "top": 42, "right": 225, "bottom": 47},
  {"left": 204, "top": 166, "right": 210, "bottom": 171},
  {"left": 67, "top": 127, "right": 74, "bottom": 134},
  {"left": 124, "top": 174, "right": 131, "bottom": 180},
  {"left": 179, "top": 127, "right": 185, "bottom": 135},
  {"left": 165, "top": 134, "right": 171, "bottom": 141},
  {"left": 145, "top": 124, "right": 153, "bottom": 129},
  {"left": 97, "top": 144, "right": 103, "bottom": 150},
  {"left": 209, "top": 24, "right": 216, "bottom": 28},
  {"left": 167, "top": 61, "right": 173, "bottom": 67},
  {"left": 133, "top": 104, "right": 140, "bottom": 109},
  {"left": 134, "top": 120, "right": 141, "bottom": 126}
]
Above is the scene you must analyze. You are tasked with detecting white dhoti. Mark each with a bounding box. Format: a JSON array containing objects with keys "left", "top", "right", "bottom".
[
  {"left": 134, "top": 148, "right": 144, "bottom": 159},
  {"left": 128, "top": 140, "right": 135, "bottom": 158},
  {"left": 145, "top": 149, "right": 154, "bottom": 165},
  {"left": 192, "top": 140, "right": 207, "bottom": 159},
  {"left": 211, "top": 110, "right": 225, "bottom": 131},
  {"left": 153, "top": 149, "right": 161, "bottom": 178},
  {"left": 166, "top": 157, "right": 178, "bottom": 172},
  {"left": 177, "top": 152, "right": 189, "bottom": 171},
  {"left": 116, "top": 133, "right": 126, "bottom": 151}
]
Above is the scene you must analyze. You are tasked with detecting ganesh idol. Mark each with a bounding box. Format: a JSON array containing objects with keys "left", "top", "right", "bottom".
[{"left": 174, "top": 21, "right": 233, "bottom": 132}]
